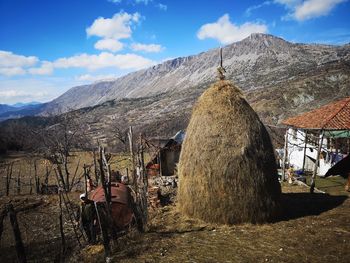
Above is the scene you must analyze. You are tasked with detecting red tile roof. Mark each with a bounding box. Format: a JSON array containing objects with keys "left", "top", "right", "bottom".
[{"left": 282, "top": 97, "right": 350, "bottom": 130}]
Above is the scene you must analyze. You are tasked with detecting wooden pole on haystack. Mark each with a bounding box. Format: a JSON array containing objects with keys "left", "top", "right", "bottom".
[
  {"left": 220, "top": 47, "right": 223, "bottom": 68},
  {"left": 217, "top": 47, "right": 226, "bottom": 81},
  {"left": 310, "top": 130, "right": 325, "bottom": 193}
]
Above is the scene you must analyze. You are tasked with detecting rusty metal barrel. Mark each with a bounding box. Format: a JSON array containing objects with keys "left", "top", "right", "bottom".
[{"left": 90, "top": 182, "right": 134, "bottom": 229}]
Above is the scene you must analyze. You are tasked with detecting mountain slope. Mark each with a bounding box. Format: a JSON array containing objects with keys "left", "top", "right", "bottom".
[
  {"left": 41, "top": 33, "right": 350, "bottom": 115},
  {"left": 58, "top": 56, "right": 349, "bottom": 150},
  {"left": 0, "top": 104, "right": 16, "bottom": 115}
]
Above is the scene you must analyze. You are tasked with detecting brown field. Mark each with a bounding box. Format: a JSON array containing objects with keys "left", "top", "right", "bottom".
[
  {"left": 0, "top": 151, "right": 134, "bottom": 196},
  {"left": 0, "top": 152, "right": 349, "bottom": 263}
]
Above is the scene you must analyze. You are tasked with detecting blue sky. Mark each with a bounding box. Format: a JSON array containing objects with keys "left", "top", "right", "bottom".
[{"left": 0, "top": 0, "right": 349, "bottom": 104}]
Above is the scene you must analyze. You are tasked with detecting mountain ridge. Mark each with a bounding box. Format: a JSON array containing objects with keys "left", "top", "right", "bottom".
[
  {"left": 39, "top": 33, "right": 349, "bottom": 115},
  {"left": 1, "top": 33, "right": 349, "bottom": 149}
]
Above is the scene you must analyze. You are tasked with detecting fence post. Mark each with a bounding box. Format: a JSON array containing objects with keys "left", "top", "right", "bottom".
[
  {"left": 58, "top": 192, "right": 66, "bottom": 262},
  {"left": 6, "top": 162, "right": 14, "bottom": 196},
  {"left": 8, "top": 204, "right": 27, "bottom": 263},
  {"left": 0, "top": 208, "right": 7, "bottom": 245},
  {"left": 17, "top": 170, "right": 21, "bottom": 195},
  {"left": 311, "top": 130, "right": 325, "bottom": 193},
  {"left": 34, "top": 160, "right": 40, "bottom": 194},
  {"left": 281, "top": 129, "right": 288, "bottom": 181}
]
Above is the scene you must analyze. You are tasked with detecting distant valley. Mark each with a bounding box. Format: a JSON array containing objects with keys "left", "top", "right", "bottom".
[{"left": 0, "top": 102, "right": 44, "bottom": 122}]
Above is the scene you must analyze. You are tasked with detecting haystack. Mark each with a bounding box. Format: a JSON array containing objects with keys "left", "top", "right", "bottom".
[{"left": 178, "top": 80, "right": 281, "bottom": 224}]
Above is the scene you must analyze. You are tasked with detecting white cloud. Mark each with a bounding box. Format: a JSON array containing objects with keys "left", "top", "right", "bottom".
[
  {"left": 28, "top": 61, "right": 54, "bottom": 75},
  {"left": 245, "top": 1, "right": 272, "bottom": 16},
  {"left": 0, "top": 50, "right": 38, "bottom": 68},
  {"left": 0, "top": 67, "right": 26, "bottom": 76},
  {"left": 86, "top": 12, "right": 140, "bottom": 40},
  {"left": 131, "top": 43, "right": 164, "bottom": 53},
  {"left": 75, "top": 74, "right": 117, "bottom": 82},
  {"left": 274, "top": 0, "right": 301, "bottom": 6},
  {"left": 135, "top": 0, "right": 152, "bottom": 4},
  {"left": 54, "top": 52, "right": 155, "bottom": 70},
  {"left": 197, "top": 14, "right": 268, "bottom": 44},
  {"left": 0, "top": 48, "right": 156, "bottom": 77},
  {"left": 274, "top": 0, "right": 346, "bottom": 21},
  {"left": 0, "top": 90, "right": 29, "bottom": 98},
  {"left": 294, "top": 0, "right": 346, "bottom": 21},
  {"left": 0, "top": 78, "right": 78, "bottom": 104},
  {"left": 0, "top": 50, "right": 39, "bottom": 76},
  {"left": 0, "top": 88, "right": 49, "bottom": 104},
  {"left": 157, "top": 3, "right": 167, "bottom": 10},
  {"left": 108, "top": 0, "right": 153, "bottom": 5},
  {"left": 94, "top": 39, "right": 124, "bottom": 52}
]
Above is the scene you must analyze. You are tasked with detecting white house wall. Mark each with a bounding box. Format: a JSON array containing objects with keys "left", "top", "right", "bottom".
[{"left": 287, "top": 128, "right": 331, "bottom": 176}]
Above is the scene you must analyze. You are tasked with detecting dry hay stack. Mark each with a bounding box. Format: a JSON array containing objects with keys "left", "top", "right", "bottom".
[{"left": 178, "top": 80, "right": 281, "bottom": 224}]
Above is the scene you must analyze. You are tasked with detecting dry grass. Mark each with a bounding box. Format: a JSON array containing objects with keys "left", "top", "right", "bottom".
[
  {"left": 106, "top": 183, "right": 350, "bottom": 263},
  {"left": 178, "top": 80, "right": 281, "bottom": 224},
  {"left": 0, "top": 151, "right": 134, "bottom": 196}
]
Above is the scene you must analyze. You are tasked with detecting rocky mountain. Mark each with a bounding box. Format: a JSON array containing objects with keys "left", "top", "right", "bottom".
[
  {"left": 1, "top": 33, "right": 349, "bottom": 150},
  {"left": 65, "top": 56, "right": 348, "bottom": 148},
  {"left": 40, "top": 33, "right": 350, "bottom": 115}
]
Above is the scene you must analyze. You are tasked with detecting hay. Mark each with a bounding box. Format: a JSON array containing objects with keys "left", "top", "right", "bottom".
[{"left": 178, "top": 80, "right": 281, "bottom": 224}]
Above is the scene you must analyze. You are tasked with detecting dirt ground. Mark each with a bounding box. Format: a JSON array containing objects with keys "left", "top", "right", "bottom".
[
  {"left": 83, "top": 183, "right": 350, "bottom": 263},
  {"left": 1, "top": 178, "right": 349, "bottom": 262},
  {"left": 0, "top": 193, "right": 81, "bottom": 262}
]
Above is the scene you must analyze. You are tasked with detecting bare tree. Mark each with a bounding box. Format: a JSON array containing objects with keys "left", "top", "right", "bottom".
[
  {"left": 33, "top": 112, "right": 89, "bottom": 192},
  {"left": 111, "top": 124, "right": 129, "bottom": 152}
]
